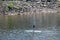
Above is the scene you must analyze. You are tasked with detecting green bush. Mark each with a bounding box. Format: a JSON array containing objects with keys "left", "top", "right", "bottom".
[
  {"left": 2, "top": 0, "right": 6, "bottom": 1},
  {"left": 57, "top": 2, "right": 60, "bottom": 7},
  {"left": 8, "top": 3, "right": 14, "bottom": 10},
  {"left": 12, "top": 0, "right": 18, "bottom": 1},
  {"left": 2, "top": 0, "right": 18, "bottom": 1},
  {"left": 58, "top": 4, "right": 60, "bottom": 7}
]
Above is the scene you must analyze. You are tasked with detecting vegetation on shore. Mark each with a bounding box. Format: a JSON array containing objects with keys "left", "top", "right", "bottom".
[
  {"left": 0, "top": 1, "right": 60, "bottom": 15},
  {"left": 8, "top": 3, "right": 14, "bottom": 10}
]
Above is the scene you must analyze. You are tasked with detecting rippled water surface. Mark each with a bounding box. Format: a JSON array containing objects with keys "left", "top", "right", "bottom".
[{"left": 0, "top": 13, "right": 60, "bottom": 40}]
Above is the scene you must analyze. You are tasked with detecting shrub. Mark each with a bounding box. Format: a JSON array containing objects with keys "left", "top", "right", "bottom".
[
  {"left": 57, "top": 2, "right": 60, "bottom": 7},
  {"left": 58, "top": 4, "right": 60, "bottom": 7},
  {"left": 8, "top": 3, "right": 14, "bottom": 10},
  {"left": 2, "top": 0, "right": 6, "bottom": 1},
  {"left": 2, "top": 0, "right": 18, "bottom": 1}
]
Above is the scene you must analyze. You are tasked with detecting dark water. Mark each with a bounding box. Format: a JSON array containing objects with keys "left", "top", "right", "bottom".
[{"left": 0, "top": 13, "right": 60, "bottom": 40}]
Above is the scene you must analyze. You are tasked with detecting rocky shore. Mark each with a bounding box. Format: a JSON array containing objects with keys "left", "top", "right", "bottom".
[{"left": 0, "top": 1, "right": 59, "bottom": 15}]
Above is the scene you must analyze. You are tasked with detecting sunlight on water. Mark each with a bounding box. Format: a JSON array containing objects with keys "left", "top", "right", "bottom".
[{"left": 25, "top": 30, "right": 42, "bottom": 32}]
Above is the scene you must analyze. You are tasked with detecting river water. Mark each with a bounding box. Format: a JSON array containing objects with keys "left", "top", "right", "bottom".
[{"left": 0, "top": 13, "right": 60, "bottom": 40}]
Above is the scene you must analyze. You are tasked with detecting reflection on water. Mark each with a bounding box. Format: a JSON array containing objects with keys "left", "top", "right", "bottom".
[
  {"left": 0, "top": 13, "right": 60, "bottom": 40},
  {"left": 0, "top": 15, "right": 33, "bottom": 30}
]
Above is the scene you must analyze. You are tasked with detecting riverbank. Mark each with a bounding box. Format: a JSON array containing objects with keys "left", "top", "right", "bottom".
[
  {"left": 0, "top": 8, "right": 58, "bottom": 16},
  {"left": 0, "top": 1, "right": 58, "bottom": 16}
]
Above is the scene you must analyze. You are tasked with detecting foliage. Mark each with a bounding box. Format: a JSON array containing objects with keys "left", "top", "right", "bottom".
[
  {"left": 58, "top": 3, "right": 60, "bottom": 7},
  {"left": 12, "top": 0, "right": 18, "bottom": 1},
  {"left": 8, "top": 3, "right": 14, "bottom": 10},
  {"left": 2, "top": 0, "right": 5, "bottom": 1},
  {"left": 2, "top": 0, "right": 18, "bottom": 1},
  {"left": 58, "top": 4, "right": 60, "bottom": 7},
  {"left": 57, "top": 2, "right": 60, "bottom": 7}
]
